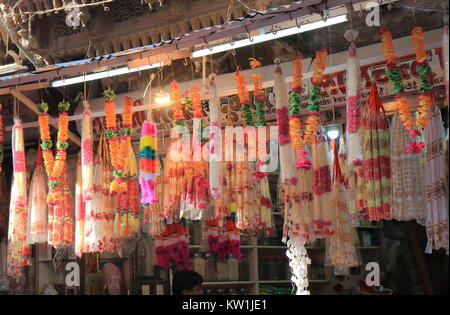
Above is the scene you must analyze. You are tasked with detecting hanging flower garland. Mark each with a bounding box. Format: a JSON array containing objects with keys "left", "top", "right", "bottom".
[
  {"left": 289, "top": 56, "right": 303, "bottom": 145},
  {"left": 103, "top": 90, "right": 134, "bottom": 195},
  {"left": 304, "top": 49, "right": 328, "bottom": 145},
  {"left": 251, "top": 73, "right": 266, "bottom": 126},
  {"left": 234, "top": 67, "right": 253, "bottom": 126},
  {"left": 380, "top": 27, "right": 432, "bottom": 153},
  {"left": 170, "top": 81, "right": 184, "bottom": 127},
  {"left": 38, "top": 100, "right": 70, "bottom": 205}
]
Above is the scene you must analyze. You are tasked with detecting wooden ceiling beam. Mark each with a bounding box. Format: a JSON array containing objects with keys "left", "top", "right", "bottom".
[{"left": 0, "top": 81, "right": 49, "bottom": 95}]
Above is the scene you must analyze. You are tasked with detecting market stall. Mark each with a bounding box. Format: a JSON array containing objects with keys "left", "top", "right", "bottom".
[{"left": 0, "top": 0, "right": 448, "bottom": 296}]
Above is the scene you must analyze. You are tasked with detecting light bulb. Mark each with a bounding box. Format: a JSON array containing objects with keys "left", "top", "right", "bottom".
[
  {"left": 327, "top": 129, "right": 339, "bottom": 139},
  {"left": 155, "top": 92, "right": 171, "bottom": 106}
]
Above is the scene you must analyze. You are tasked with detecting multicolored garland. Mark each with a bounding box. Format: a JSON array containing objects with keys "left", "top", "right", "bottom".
[
  {"left": 288, "top": 56, "right": 308, "bottom": 168},
  {"left": 304, "top": 49, "right": 328, "bottom": 145},
  {"left": 139, "top": 121, "right": 158, "bottom": 205},
  {"left": 38, "top": 100, "right": 70, "bottom": 205},
  {"left": 104, "top": 90, "right": 134, "bottom": 195},
  {"left": 8, "top": 119, "right": 30, "bottom": 277},
  {"left": 234, "top": 67, "right": 253, "bottom": 126},
  {"left": 251, "top": 73, "right": 266, "bottom": 126},
  {"left": 380, "top": 27, "right": 432, "bottom": 153}
]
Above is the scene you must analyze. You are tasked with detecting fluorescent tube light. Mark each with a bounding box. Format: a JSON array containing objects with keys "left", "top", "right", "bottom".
[
  {"left": 51, "top": 62, "right": 164, "bottom": 87},
  {"left": 192, "top": 14, "right": 348, "bottom": 58}
]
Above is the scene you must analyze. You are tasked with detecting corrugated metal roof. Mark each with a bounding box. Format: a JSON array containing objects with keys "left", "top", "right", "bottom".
[{"left": 0, "top": 0, "right": 349, "bottom": 87}]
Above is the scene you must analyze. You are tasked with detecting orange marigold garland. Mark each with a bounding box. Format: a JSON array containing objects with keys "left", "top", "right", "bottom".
[
  {"left": 37, "top": 100, "right": 70, "bottom": 205},
  {"left": 234, "top": 67, "right": 253, "bottom": 126},
  {"left": 381, "top": 27, "right": 433, "bottom": 153},
  {"left": 103, "top": 89, "right": 134, "bottom": 195},
  {"left": 191, "top": 86, "right": 203, "bottom": 119},
  {"left": 170, "top": 81, "right": 185, "bottom": 125}
]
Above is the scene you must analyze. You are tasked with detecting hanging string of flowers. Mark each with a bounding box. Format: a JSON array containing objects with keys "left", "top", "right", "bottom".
[
  {"left": 304, "top": 49, "right": 328, "bottom": 146},
  {"left": 170, "top": 81, "right": 184, "bottom": 127},
  {"left": 380, "top": 27, "right": 431, "bottom": 153},
  {"left": 234, "top": 67, "right": 253, "bottom": 126},
  {"left": 251, "top": 73, "right": 266, "bottom": 126},
  {"left": 289, "top": 56, "right": 305, "bottom": 166},
  {"left": 38, "top": 100, "right": 70, "bottom": 205},
  {"left": 104, "top": 90, "right": 134, "bottom": 195}
]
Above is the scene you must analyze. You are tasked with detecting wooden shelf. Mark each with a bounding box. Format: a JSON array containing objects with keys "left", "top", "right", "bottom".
[
  {"left": 190, "top": 245, "right": 254, "bottom": 249},
  {"left": 356, "top": 225, "right": 380, "bottom": 229},
  {"left": 259, "top": 280, "right": 329, "bottom": 284},
  {"left": 203, "top": 281, "right": 256, "bottom": 286}
]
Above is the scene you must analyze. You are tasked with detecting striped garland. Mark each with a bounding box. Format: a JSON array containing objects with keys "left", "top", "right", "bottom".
[{"left": 139, "top": 121, "right": 158, "bottom": 205}]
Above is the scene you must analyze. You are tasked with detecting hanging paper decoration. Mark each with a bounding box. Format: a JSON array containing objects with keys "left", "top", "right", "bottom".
[
  {"left": 274, "top": 65, "right": 310, "bottom": 295},
  {"left": 361, "top": 82, "right": 391, "bottom": 221},
  {"left": 180, "top": 86, "right": 211, "bottom": 221},
  {"left": 209, "top": 75, "right": 222, "bottom": 200},
  {"left": 162, "top": 149, "right": 183, "bottom": 224},
  {"left": 81, "top": 102, "right": 94, "bottom": 201},
  {"left": 206, "top": 219, "right": 241, "bottom": 260},
  {"left": 311, "top": 134, "right": 334, "bottom": 237},
  {"left": 98, "top": 135, "right": 122, "bottom": 252},
  {"left": 0, "top": 172, "right": 8, "bottom": 238},
  {"left": 7, "top": 119, "right": 30, "bottom": 277},
  {"left": 0, "top": 104, "right": 3, "bottom": 173},
  {"left": 325, "top": 138, "right": 361, "bottom": 274},
  {"left": 423, "top": 107, "right": 449, "bottom": 254},
  {"left": 143, "top": 158, "right": 165, "bottom": 236},
  {"left": 139, "top": 121, "right": 158, "bottom": 204},
  {"left": 234, "top": 67, "right": 253, "bottom": 126},
  {"left": 28, "top": 146, "right": 48, "bottom": 244},
  {"left": 115, "top": 141, "right": 140, "bottom": 239},
  {"left": 48, "top": 164, "right": 74, "bottom": 248},
  {"left": 443, "top": 25, "right": 449, "bottom": 104},
  {"left": 344, "top": 34, "right": 364, "bottom": 216},
  {"left": 390, "top": 115, "right": 426, "bottom": 224},
  {"left": 38, "top": 101, "right": 70, "bottom": 205},
  {"left": 154, "top": 223, "right": 190, "bottom": 270},
  {"left": 380, "top": 27, "right": 431, "bottom": 153},
  {"left": 74, "top": 160, "right": 86, "bottom": 256}
]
